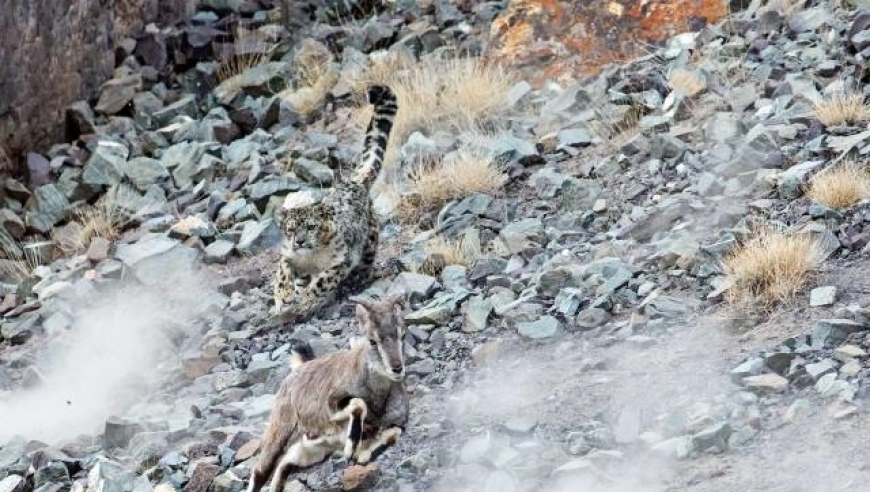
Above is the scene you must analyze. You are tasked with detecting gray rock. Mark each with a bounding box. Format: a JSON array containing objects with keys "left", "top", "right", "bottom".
[
  {"left": 812, "top": 319, "right": 867, "bottom": 349},
  {"left": 691, "top": 422, "right": 732, "bottom": 451},
  {"left": 115, "top": 234, "right": 200, "bottom": 286},
  {"left": 127, "top": 431, "right": 169, "bottom": 469},
  {"left": 169, "top": 216, "right": 216, "bottom": 240},
  {"left": 0, "top": 436, "right": 27, "bottom": 470},
  {"left": 212, "top": 471, "right": 246, "bottom": 492},
  {"left": 469, "top": 258, "right": 507, "bottom": 281},
  {"left": 392, "top": 272, "right": 438, "bottom": 302},
  {"left": 805, "top": 359, "right": 836, "bottom": 381},
  {"left": 557, "top": 128, "right": 592, "bottom": 147},
  {"left": 122, "top": 157, "right": 170, "bottom": 191},
  {"left": 34, "top": 184, "right": 70, "bottom": 225},
  {"left": 185, "top": 462, "right": 221, "bottom": 492},
  {"left": 498, "top": 218, "right": 546, "bottom": 254},
  {"left": 248, "top": 176, "right": 299, "bottom": 202},
  {"left": 463, "top": 295, "right": 492, "bottom": 332},
  {"left": 204, "top": 240, "right": 236, "bottom": 264},
  {"left": 563, "top": 178, "right": 604, "bottom": 209},
  {"left": 777, "top": 160, "right": 825, "bottom": 199},
  {"left": 473, "top": 134, "right": 537, "bottom": 160},
  {"left": 27, "top": 152, "right": 51, "bottom": 188},
  {"left": 236, "top": 219, "right": 282, "bottom": 255},
  {"left": 704, "top": 112, "right": 744, "bottom": 143},
  {"left": 406, "top": 358, "right": 436, "bottom": 376},
  {"left": 530, "top": 167, "right": 570, "bottom": 199},
  {"left": 809, "top": 286, "right": 836, "bottom": 307},
  {"left": 103, "top": 416, "right": 143, "bottom": 449},
  {"left": 554, "top": 288, "right": 583, "bottom": 316},
  {"left": 247, "top": 358, "right": 282, "bottom": 385},
  {"left": 643, "top": 295, "right": 690, "bottom": 319},
  {"left": 441, "top": 265, "right": 468, "bottom": 290},
  {"left": 405, "top": 291, "right": 470, "bottom": 325},
  {"left": 517, "top": 316, "right": 561, "bottom": 340},
  {"left": 153, "top": 95, "right": 198, "bottom": 127},
  {"left": 834, "top": 345, "right": 866, "bottom": 362},
  {"left": 132, "top": 92, "right": 163, "bottom": 128},
  {"left": 400, "top": 132, "right": 440, "bottom": 161},
  {"left": 0, "top": 476, "right": 26, "bottom": 492},
  {"left": 742, "top": 374, "right": 789, "bottom": 393},
  {"left": 161, "top": 141, "right": 210, "bottom": 190},
  {"left": 95, "top": 74, "right": 142, "bottom": 114},
  {"left": 764, "top": 352, "right": 795, "bottom": 376},
  {"left": 83, "top": 140, "right": 129, "bottom": 187},
  {"left": 214, "top": 370, "right": 251, "bottom": 391},
  {"left": 182, "top": 353, "right": 222, "bottom": 379},
  {"left": 292, "top": 157, "right": 334, "bottom": 185},
  {"left": 650, "top": 134, "right": 687, "bottom": 160},
  {"left": 600, "top": 266, "right": 633, "bottom": 293},
  {"left": 214, "top": 62, "right": 290, "bottom": 105},
  {"left": 507, "top": 81, "right": 532, "bottom": 106},
  {"left": 1, "top": 314, "right": 39, "bottom": 345},
  {"left": 68, "top": 100, "right": 97, "bottom": 135},
  {"left": 575, "top": 307, "right": 610, "bottom": 330},
  {"left": 804, "top": 224, "right": 840, "bottom": 260}
]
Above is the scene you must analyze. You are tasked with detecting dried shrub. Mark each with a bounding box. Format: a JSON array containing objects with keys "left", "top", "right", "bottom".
[
  {"left": 352, "top": 54, "right": 514, "bottom": 170},
  {"left": 214, "top": 26, "right": 276, "bottom": 84},
  {"left": 421, "top": 229, "right": 485, "bottom": 275},
  {"left": 805, "top": 162, "right": 870, "bottom": 209},
  {"left": 52, "top": 195, "right": 125, "bottom": 255},
  {"left": 722, "top": 229, "right": 825, "bottom": 309},
  {"left": 812, "top": 92, "right": 870, "bottom": 127},
  {"left": 393, "top": 152, "right": 508, "bottom": 223}
]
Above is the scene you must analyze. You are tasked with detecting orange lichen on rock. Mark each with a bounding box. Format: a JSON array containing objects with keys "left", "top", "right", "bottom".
[
  {"left": 626, "top": 0, "right": 730, "bottom": 42},
  {"left": 491, "top": 0, "right": 730, "bottom": 84},
  {"left": 490, "top": 0, "right": 565, "bottom": 61}
]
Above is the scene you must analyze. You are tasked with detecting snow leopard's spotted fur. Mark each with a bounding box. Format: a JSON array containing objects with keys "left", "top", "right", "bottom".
[{"left": 271, "top": 85, "right": 397, "bottom": 325}]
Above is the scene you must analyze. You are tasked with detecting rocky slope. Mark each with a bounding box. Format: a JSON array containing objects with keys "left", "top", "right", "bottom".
[
  {"left": 3, "top": 1, "right": 870, "bottom": 492},
  {"left": 0, "top": 0, "right": 194, "bottom": 160}
]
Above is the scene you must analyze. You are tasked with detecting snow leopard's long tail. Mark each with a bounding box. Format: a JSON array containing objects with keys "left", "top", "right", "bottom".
[{"left": 352, "top": 85, "right": 397, "bottom": 187}]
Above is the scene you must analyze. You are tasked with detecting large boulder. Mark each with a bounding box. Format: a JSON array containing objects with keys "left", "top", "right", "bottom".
[
  {"left": 0, "top": 0, "right": 193, "bottom": 162},
  {"left": 490, "top": 0, "right": 730, "bottom": 83}
]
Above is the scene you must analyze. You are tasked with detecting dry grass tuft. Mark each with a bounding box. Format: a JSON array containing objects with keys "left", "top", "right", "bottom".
[
  {"left": 0, "top": 241, "right": 48, "bottom": 284},
  {"left": 805, "top": 162, "right": 870, "bottom": 208},
  {"left": 722, "top": 229, "right": 825, "bottom": 309},
  {"left": 280, "top": 68, "right": 339, "bottom": 118},
  {"left": 421, "top": 229, "right": 485, "bottom": 275},
  {"left": 668, "top": 68, "right": 706, "bottom": 97},
  {"left": 53, "top": 195, "right": 125, "bottom": 254},
  {"left": 393, "top": 152, "right": 508, "bottom": 223},
  {"left": 214, "top": 27, "right": 276, "bottom": 83},
  {"left": 352, "top": 54, "right": 514, "bottom": 170},
  {"left": 277, "top": 38, "right": 340, "bottom": 118},
  {"left": 812, "top": 92, "right": 870, "bottom": 127}
]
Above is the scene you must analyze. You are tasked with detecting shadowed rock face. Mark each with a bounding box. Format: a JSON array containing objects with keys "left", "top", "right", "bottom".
[
  {"left": 0, "top": 0, "right": 189, "bottom": 163},
  {"left": 491, "top": 0, "right": 730, "bottom": 84}
]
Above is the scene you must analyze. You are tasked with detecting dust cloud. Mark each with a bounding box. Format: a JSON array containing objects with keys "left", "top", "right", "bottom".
[{"left": 0, "top": 270, "right": 214, "bottom": 445}]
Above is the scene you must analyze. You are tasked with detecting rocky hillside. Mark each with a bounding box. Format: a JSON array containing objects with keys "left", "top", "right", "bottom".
[{"left": 4, "top": 0, "right": 870, "bottom": 491}]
